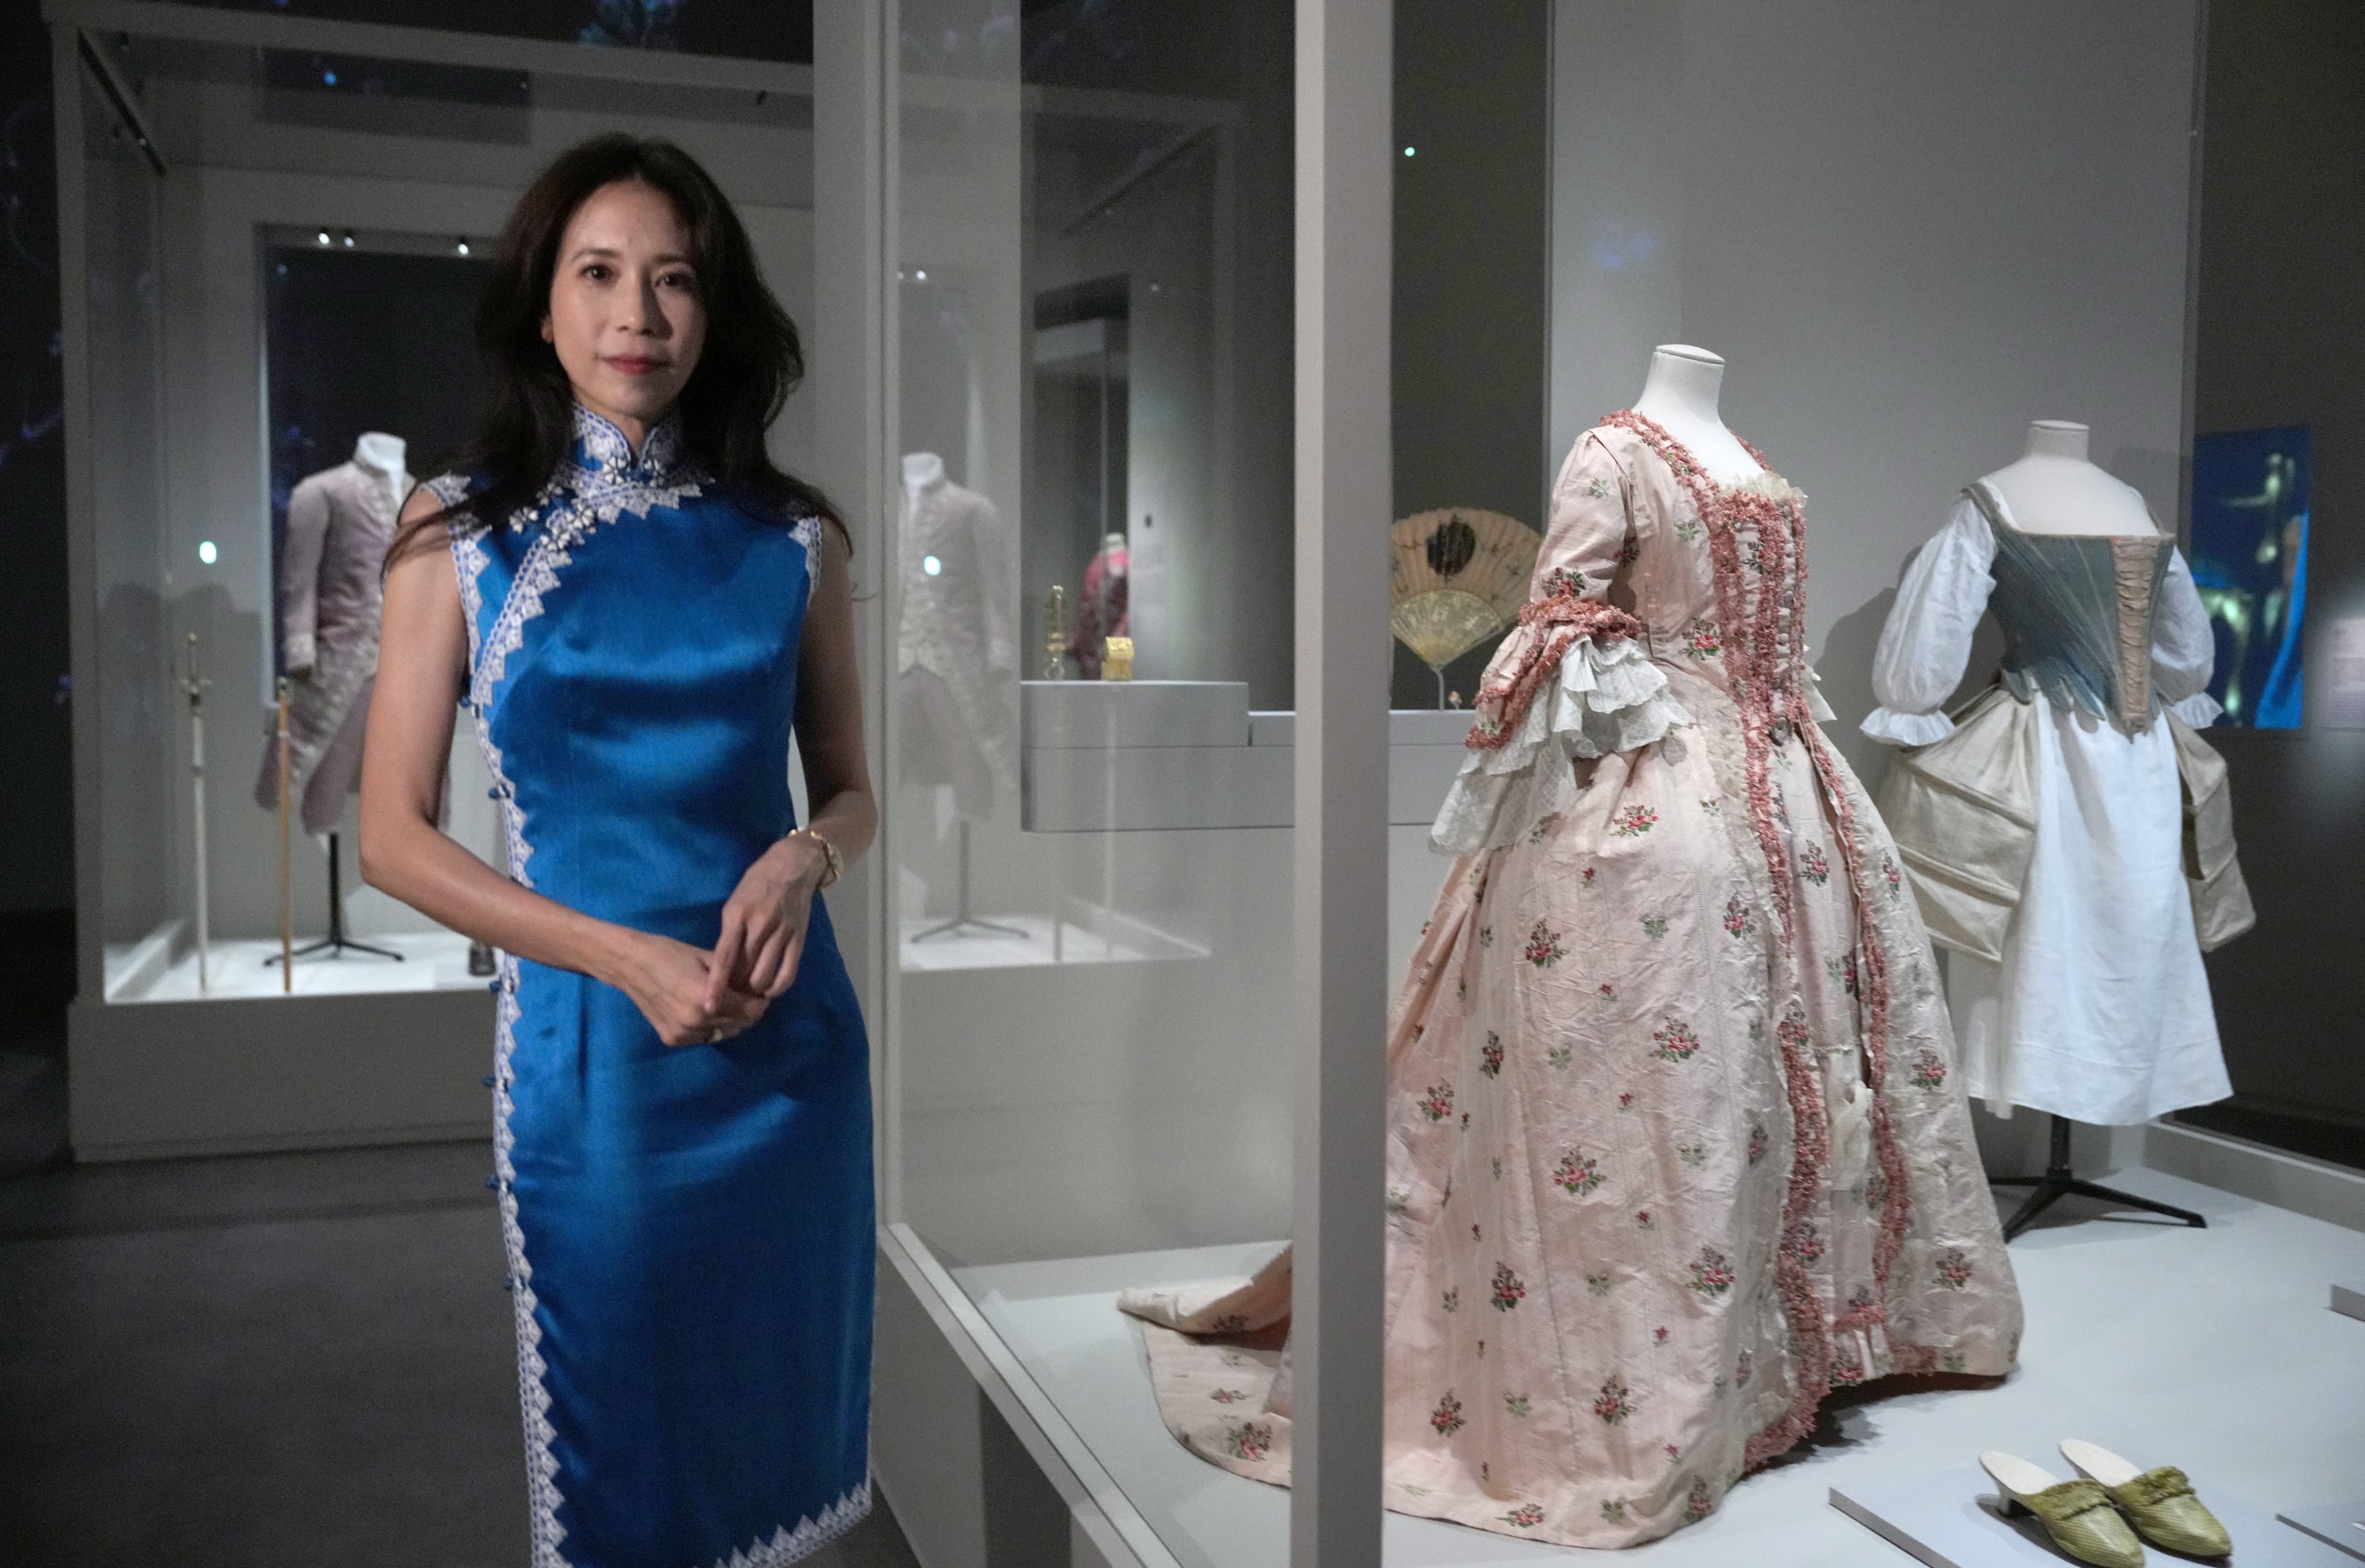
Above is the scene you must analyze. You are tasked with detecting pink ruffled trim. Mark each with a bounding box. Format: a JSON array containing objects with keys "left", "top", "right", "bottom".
[
  {"left": 1603, "top": 410, "right": 1919, "bottom": 1462},
  {"left": 1750, "top": 1001, "right": 1834, "bottom": 1472},
  {"left": 1463, "top": 585, "right": 1645, "bottom": 752}
]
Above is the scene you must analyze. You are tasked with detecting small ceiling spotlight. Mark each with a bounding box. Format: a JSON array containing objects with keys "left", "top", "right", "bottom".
[
  {"left": 316, "top": 229, "right": 331, "bottom": 246},
  {"left": 456, "top": 238, "right": 471, "bottom": 256},
  {"left": 198, "top": 540, "right": 218, "bottom": 565},
  {"left": 914, "top": 269, "right": 928, "bottom": 282},
  {"left": 1403, "top": 145, "right": 1417, "bottom": 157},
  {"left": 340, "top": 230, "right": 356, "bottom": 248}
]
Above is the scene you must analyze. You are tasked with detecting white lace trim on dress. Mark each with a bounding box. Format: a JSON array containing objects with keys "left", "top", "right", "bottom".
[
  {"left": 1431, "top": 636, "right": 1692, "bottom": 854},
  {"left": 703, "top": 1483, "right": 875, "bottom": 1568}
]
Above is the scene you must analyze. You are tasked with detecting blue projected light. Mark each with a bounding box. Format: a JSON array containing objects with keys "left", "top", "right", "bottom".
[
  {"left": 323, "top": 70, "right": 337, "bottom": 85},
  {"left": 2190, "top": 425, "right": 2308, "bottom": 728}
]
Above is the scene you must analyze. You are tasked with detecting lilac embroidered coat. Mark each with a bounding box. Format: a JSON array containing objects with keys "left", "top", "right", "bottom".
[{"left": 254, "top": 451, "right": 408, "bottom": 834}]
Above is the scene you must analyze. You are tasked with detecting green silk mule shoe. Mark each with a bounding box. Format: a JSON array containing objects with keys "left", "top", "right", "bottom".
[
  {"left": 2061, "top": 1440, "right": 2233, "bottom": 1559},
  {"left": 1981, "top": 1451, "right": 2147, "bottom": 1568}
]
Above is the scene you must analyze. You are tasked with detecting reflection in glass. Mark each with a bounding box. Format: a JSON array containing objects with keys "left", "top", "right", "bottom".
[
  {"left": 2190, "top": 424, "right": 2307, "bottom": 728},
  {"left": 890, "top": 0, "right": 1297, "bottom": 1268}
]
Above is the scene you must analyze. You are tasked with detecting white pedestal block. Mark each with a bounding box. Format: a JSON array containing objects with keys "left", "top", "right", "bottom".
[{"left": 1019, "top": 680, "right": 1473, "bottom": 831}]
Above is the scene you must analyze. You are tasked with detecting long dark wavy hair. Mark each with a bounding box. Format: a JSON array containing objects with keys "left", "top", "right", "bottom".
[{"left": 393, "top": 134, "right": 839, "bottom": 560}]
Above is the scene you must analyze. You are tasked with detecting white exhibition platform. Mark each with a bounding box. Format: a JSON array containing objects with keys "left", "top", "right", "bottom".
[
  {"left": 930, "top": 1164, "right": 2365, "bottom": 1567},
  {"left": 109, "top": 932, "right": 485, "bottom": 1002}
]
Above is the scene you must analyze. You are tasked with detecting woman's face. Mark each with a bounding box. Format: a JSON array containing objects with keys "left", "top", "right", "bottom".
[{"left": 542, "top": 179, "right": 706, "bottom": 444}]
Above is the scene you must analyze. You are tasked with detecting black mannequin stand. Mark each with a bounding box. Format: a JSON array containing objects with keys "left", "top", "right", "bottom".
[
  {"left": 267, "top": 831, "right": 403, "bottom": 965},
  {"left": 1992, "top": 1112, "right": 2205, "bottom": 1241}
]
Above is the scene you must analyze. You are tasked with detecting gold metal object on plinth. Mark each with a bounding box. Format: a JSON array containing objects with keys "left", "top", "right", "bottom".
[
  {"left": 1044, "top": 584, "right": 1068, "bottom": 680},
  {"left": 1101, "top": 635, "right": 1134, "bottom": 681},
  {"left": 275, "top": 674, "right": 292, "bottom": 991},
  {"left": 1390, "top": 506, "right": 1540, "bottom": 706}
]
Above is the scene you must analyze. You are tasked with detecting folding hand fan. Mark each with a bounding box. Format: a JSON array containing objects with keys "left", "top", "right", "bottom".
[{"left": 1390, "top": 507, "right": 1541, "bottom": 706}]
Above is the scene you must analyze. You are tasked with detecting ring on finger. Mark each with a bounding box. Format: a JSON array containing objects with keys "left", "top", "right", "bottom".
[{"left": 707, "top": 1026, "right": 725, "bottom": 1045}]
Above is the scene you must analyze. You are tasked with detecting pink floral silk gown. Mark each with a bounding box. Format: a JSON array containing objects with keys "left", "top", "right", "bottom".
[{"left": 1118, "top": 413, "right": 2021, "bottom": 1549}]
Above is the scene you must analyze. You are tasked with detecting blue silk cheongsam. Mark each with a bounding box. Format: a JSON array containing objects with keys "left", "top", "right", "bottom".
[{"left": 430, "top": 405, "right": 872, "bottom": 1568}]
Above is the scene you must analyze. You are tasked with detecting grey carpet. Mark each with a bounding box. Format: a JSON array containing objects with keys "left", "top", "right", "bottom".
[{"left": 0, "top": 1142, "right": 920, "bottom": 1568}]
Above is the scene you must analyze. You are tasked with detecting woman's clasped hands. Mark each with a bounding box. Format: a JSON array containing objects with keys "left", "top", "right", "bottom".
[{"left": 610, "top": 831, "right": 833, "bottom": 1047}]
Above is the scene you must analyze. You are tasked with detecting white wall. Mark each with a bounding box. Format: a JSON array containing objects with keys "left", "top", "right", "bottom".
[{"left": 1551, "top": 0, "right": 2201, "bottom": 781}]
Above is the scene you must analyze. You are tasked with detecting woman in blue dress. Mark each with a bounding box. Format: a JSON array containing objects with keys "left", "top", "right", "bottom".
[{"left": 360, "top": 136, "right": 875, "bottom": 1567}]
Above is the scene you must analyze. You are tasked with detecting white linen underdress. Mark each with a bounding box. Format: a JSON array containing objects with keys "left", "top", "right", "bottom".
[{"left": 1863, "top": 489, "right": 2231, "bottom": 1124}]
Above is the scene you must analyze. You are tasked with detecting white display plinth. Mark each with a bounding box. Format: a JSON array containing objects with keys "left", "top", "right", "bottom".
[
  {"left": 109, "top": 932, "right": 484, "bottom": 1003},
  {"left": 880, "top": 1165, "right": 2365, "bottom": 1568},
  {"left": 2333, "top": 1282, "right": 2365, "bottom": 1324},
  {"left": 1020, "top": 681, "right": 1470, "bottom": 832},
  {"left": 1833, "top": 1465, "right": 2346, "bottom": 1568}
]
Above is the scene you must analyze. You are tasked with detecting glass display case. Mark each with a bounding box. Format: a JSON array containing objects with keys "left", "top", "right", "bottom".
[
  {"left": 49, "top": 2, "right": 2365, "bottom": 1565},
  {"left": 57, "top": 9, "right": 818, "bottom": 1157},
  {"left": 864, "top": 4, "right": 2362, "bottom": 1567},
  {"left": 881, "top": 0, "right": 1302, "bottom": 1272}
]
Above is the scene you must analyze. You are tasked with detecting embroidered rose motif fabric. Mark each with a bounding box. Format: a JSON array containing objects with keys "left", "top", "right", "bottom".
[{"left": 1118, "top": 414, "right": 2021, "bottom": 1549}]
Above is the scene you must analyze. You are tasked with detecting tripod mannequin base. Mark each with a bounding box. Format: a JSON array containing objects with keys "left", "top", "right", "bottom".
[
  {"left": 1991, "top": 1112, "right": 2206, "bottom": 1241},
  {"left": 265, "top": 830, "right": 407, "bottom": 967},
  {"left": 909, "top": 818, "right": 1026, "bottom": 944}
]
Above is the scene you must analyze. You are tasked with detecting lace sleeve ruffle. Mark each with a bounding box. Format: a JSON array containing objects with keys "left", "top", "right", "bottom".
[{"left": 1431, "top": 636, "right": 1692, "bottom": 854}]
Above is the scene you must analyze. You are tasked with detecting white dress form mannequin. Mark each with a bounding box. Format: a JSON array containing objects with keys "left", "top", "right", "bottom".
[
  {"left": 1980, "top": 421, "right": 2155, "bottom": 536},
  {"left": 897, "top": 449, "right": 1023, "bottom": 943},
  {"left": 902, "top": 449, "right": 945, "bottom": 499},
  {"left": 1629, "top": 344, "right": 1761, "bottom": 485},
  {"left": 354, "top": 431, "right": 407, "bottom": 504}
]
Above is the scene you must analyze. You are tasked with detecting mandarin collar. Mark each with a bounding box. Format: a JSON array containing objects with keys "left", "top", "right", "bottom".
[{"left": 568, "top": 403, "right": 689, "bottom": 483}]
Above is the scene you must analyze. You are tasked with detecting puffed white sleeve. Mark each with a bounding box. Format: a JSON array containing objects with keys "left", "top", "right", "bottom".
[
  {"left": 1860, "top": 498, "right": 1999, "bottom": 747},
  {"left": 2152, "top": 547, "right": 2223, "bottom": 727}
]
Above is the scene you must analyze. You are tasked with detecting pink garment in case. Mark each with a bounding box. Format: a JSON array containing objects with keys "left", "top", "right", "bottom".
[{"left": 1120, "top": 414, "right": 2022, "bottom": 1550}]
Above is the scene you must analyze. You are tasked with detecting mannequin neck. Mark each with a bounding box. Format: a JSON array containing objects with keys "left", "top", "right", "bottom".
[
  {"left": 902, "top": 452, "right": 946, "bottom": 491},
  {"left": 1100, "top": 532, "right": 1128, "bottom": 575},
  {"left": 1634, "top": 346, "right": 1725, "bottom": 427},
  {"left": 1982, "top": 420, "right": 2155, "bottom": 536},
  {"left": 353, "top": 431, "right": 405, "bottom": 476},
  {"left": 1628, "top": 345, "right": 1759, "bottom": 483},
  {"left": 2024, "top": 421, "right": 2090, "bottom": 462}
]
